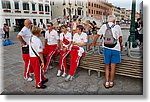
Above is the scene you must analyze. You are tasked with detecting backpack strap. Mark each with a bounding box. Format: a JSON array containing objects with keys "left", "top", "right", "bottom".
[
  {"left": 106, "top": 23, "right": 110, "bottom": 29},
  {"left": 111, "top": 24, "right": 115, "bottom": 28}
]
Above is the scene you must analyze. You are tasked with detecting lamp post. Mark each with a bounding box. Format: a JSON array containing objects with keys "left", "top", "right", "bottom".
[{"left": 128, "top": 0, "right": 136, "bottom": 48}]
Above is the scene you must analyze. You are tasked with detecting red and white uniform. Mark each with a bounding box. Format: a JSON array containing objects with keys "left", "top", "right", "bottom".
[
  {"left": 43, "top": 29, "right": 59, "bottom": 72},
  {"left": 59, "top": 32, "right": 72, "bottom": 74},
  {"left": 29, "top": 35, "right": 47, "bottom": 87},
  {"left": 18, "top": 26, "right": 33, "bottom": 79},
  {"left": 69, "top": 32, "right": 87, "bottom": 76}
]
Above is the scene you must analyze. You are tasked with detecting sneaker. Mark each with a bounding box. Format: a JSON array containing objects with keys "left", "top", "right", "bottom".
[
  {"left": 65, "top": 75, "right": 71, "bottom": 82},
  {"left": 42, "top": 79, "right": 48, "bottom": 84},
  {"left": 62, "top": 73, "right": 66, "bottom": 77},
  {"left": 69, "top": 76, "right": 73, "bottom": 81},
  {"left": 24, "top": 77, "right": 33, "bottom": 82},
  {"left": 36, "top": 85, "right": 47, "bottom": 89},
  {"left": 57, "top": 70, "right": 61, "bottom": 77},
  {"left": 49, "top": 65, "right": 53, "bottom": 69}
]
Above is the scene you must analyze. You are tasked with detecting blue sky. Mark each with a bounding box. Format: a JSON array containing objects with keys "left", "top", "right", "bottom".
[{"left": 108, "top": 0, "right": 143, "bottom": 11}]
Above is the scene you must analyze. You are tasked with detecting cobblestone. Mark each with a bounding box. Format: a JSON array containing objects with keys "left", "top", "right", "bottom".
[{"left": 1, "top": 32, "right": 143, "bottom": 95}]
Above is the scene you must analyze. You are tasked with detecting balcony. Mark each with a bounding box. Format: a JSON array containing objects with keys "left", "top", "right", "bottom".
[
  {"left": 45, "top": 12, "right": 50, "bottom": 15},
  {"left": 32, "top": 11, "right": 37, "bottom": 14},
  {"left": 3, "top": 9, "right": 11, "bottom": 13},
  {"left": 24, "top": 10, "right": 29, "bottom": 13},
  {"left": 15, "top": 10, "right": 21, "bottom": 13},
  {"left": 39, "top": 11, "right": 44, "bottom": 14}
]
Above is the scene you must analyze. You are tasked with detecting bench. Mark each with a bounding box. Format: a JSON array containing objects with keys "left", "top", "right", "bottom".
[{"left": 54, "top": 53, "right": 143, "bottom": 79}]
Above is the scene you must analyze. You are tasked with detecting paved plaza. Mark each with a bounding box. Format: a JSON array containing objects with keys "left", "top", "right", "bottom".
[{"left": 1, "top": 32, "right": 143, "bottom": 95}]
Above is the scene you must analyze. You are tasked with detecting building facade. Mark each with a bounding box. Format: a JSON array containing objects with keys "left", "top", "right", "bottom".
[
  {"left": 0, "top": 0, "right": 51, "bottom": 31},
  {"left": 87, "top": 0, "right": 113, "bottom": 22},
  {"left": 50, "top": 0, "right": 88, "bottom": 20}
]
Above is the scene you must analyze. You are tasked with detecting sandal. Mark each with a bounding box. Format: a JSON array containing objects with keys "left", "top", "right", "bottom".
[
  {"left": 109, "top": 82, "right": 114, "bottom": 88},
  {"left": 104, "top": 82, "right": 109, "bottom": 89}
]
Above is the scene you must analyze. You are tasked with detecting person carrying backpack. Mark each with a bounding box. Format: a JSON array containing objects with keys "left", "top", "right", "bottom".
[{"left": 93, "top": 15, "right": 123, "bottom": 89}]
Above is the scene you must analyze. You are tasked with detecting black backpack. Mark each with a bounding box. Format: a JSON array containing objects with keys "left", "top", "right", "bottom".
[{"left": 104, "top": 23, "right": 117, "bottom": 48}]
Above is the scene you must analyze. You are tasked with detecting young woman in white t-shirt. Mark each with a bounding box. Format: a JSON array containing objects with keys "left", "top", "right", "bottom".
[
  {"left": 29, "top": 26, "right": 48, "bottom": 89},
  {"left": 57, "top": 25, "right": 72, "bottom": 77}
]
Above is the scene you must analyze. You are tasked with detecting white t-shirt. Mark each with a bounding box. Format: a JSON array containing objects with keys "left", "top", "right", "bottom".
[
  {"left": 60, "top": 31, "right": 72, "bottom": 47},
  {"left": 29, "top": 35, "right": 43, "bottom": 57},
  {"left": 73, "top": 32, "right": 88, "bottom": 43},
  {"left": 45, "top": 29, "right": 59, "bottom": 45},
  {"left": 72, "top": 22, "right": 77, "bottom": 30},
  {"left": 97, "top": 22, "right": 123, "bottom": 51},
  {"left": 18, "top": 26, "right": 32, "bottom": 45}
]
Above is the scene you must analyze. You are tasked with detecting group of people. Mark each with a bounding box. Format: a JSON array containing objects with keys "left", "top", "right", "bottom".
[{"left": 17, "top": 15, "right": 123, "bottom": 89}]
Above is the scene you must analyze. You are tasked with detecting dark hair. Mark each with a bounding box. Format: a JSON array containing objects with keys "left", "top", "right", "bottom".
[
  {"left": 77, "top": 25, "right": 84, "bottom": 32},
  {"left": 61, "top": 24, "right": 67, "bottom": 28},
  {"left": 47, "top": 22, "right": 53, "bottom": 26}
]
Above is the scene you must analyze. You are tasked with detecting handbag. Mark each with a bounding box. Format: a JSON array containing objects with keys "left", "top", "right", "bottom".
[
  {"left": 63, "top": 34, "right": 70, "bottom": 45},
  {"left": 22, "top": 45, "right": 29, "bottom": 54},
  {"left": 30, "top": 38, "right": 47, "bottom": 65}
]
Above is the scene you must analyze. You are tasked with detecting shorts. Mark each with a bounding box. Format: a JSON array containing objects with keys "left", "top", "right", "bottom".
[{"left": 104, "top": 48, "right": 121, "bottom": 64}]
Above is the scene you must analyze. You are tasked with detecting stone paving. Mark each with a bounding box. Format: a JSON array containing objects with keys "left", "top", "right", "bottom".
[{"left": 1, "top": 32, "right": 143, "bottom": 95}]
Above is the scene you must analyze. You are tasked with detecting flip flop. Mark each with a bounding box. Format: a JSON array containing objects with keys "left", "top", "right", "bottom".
[
  {"left": 109, "top": 82, "right": 114, "bottom": 88},
  {"left": 104, "top": 82, "right": 109, "bottom": 89}
]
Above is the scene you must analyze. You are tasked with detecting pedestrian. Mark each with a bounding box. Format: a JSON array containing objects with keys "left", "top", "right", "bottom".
[
  {"left": 29, "top": 26, "right": 48, "bottom": 89},
  {"left": 93, "top": 15, "right": 123, "bottom": 88},
  {"left": 3, "top": 24, "right": 9, "bottom": 39},
  {"left": 57, "top": 25, "right": 72, "bottom": 77},
  {"left": 17, "top": 19, "right": 34, "bottom": 81},
  {"left": 71, "top": 15, "right": 77, "bottom": 35},
  {"left": 65, "top": 25, "right": 87, "bottom": 81},
  {"left": 43, "top": 22, "right": 60, "bottom": 73},
  {"left": 38, "top": 21, "right": 46, "bottom": 37}
]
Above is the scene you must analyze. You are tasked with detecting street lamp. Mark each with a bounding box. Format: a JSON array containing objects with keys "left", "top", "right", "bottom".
[{"left": 128, "top": 0, "right": 137, "bottom": 48}]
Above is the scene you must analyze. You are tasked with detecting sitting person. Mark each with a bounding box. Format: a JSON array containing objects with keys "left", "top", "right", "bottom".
[
  {"left": 57, "top": 25, "right": 72, "bottom": 77},
  {"left": 29, "top": 26, "right": 48, "bottom": 89},
  {"left": 65, "top": 25, "right": 87, "bottom": 81}
]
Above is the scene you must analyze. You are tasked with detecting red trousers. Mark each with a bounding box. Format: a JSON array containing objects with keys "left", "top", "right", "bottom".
[
  {"left": 59, "top": 49, "right": 71, "bottom": 73},
  {"left": 43, "top": 44, "right": 57, "bottom": 72},
  {"left": 69, "top": 49, "right": 81, "bottom": 76},
  {"left": 22, "top": 54, "right": 33, "bottom": 79},
  {"left": 30, "top": 57, "right": 46, "bottom": 87}
]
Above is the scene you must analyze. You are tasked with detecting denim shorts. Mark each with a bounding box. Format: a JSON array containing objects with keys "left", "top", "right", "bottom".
[{"left": 104, "top": 48, "right": 121, "bottom": 64}]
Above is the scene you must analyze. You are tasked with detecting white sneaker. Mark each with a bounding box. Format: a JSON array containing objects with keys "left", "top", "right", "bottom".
[
  {"left": 69, "top": 76, "right": 73, "bottom": 81},
  {"left": 49, "top": 65, "right": 53, "bottom": 69},
  {"left": 62, "top": 73, "right": 66, "bottom": 77},
  {"left": 24, "top": 77, "right": 33, "bottom": 82},
  {"left": 57, "top": 70, "right": 61, "bottom": 77},
  {"left": 65, "top": 75, "right": 71, "bottom": 81}
]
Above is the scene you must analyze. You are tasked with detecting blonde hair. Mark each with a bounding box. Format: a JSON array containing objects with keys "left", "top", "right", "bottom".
[
  {"left": 107, "top": 15, "right": 116, "bottom": 22},
  {"left": 32, "top": 26, "right": 41, "bottom": 35}
]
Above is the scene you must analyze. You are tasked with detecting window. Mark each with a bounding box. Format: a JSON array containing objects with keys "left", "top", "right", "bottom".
[
  {"left": 45, "top": 5, "right": 50, "bottom": 12},
  {"left": 33, "top": 19, "right": 37, "bottom": 25},
  {"left": 2, "top": 1, "right": 11, "bottom": 9},
  {"left": 46, "top": 19, "right": 50, "bottom": 24},
  {"left": 23, "top": 3, "right": 29, "bottom": 10},
  {"left": 39, "top": 4, "right": 43, "bottom": 11},
  {"left": 32, "top": 3, "right": 36, "bottom": 11},
  {"left": 63, "top": 0, "right": 66, "bottom": 5},
  {"left": 14, "top": 2, "right": 19, "bottom": 9},
  {"left": 88, "top": 9, "right": 90, "bottom": 13},
  {"left": 88, "top": 2, "right": 90, "bottom": 6},
  {"left": 5, "top": 19, "right": 11, "bottom": 26}
]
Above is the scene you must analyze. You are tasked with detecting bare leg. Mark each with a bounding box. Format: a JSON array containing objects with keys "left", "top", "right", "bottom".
[
  {"left": 110, "top": 64, "right": 116, "bottom": 82},
  {"left": 105, "top": 64, "right": 110, "bottom": 82}
]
